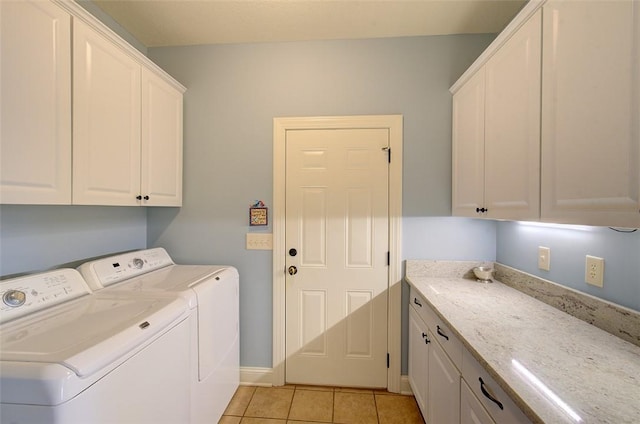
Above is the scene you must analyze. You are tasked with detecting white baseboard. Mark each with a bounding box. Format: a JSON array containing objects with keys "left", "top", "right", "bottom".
[
  {"left": 240, "top": 367, "right": 273, "bottom": 387},
  {"left": 240, "top": 367, "right": 414, "bottom": 395},
  {"left": 400, "top": 375, "right": 413, "bottom": 395}
]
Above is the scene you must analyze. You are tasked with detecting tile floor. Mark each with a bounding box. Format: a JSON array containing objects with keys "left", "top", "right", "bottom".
[{"left": 219, "top": 385, "right": 425, "bottom": 424}]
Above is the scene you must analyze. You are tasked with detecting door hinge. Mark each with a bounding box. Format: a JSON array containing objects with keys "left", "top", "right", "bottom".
[
  {"left": 387, "top": 251, "right": 390, "bottom": 266},
  {"left": 387, "top": 353, "right": 390, "bottom": 368},
  {"left": 382, "top": 147, "right": 391, "bottom": 163}
]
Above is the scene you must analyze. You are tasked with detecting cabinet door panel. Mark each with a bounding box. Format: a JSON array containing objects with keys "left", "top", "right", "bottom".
[
  {"left": 408, "top": 307, "right": 429, "bottom": 419},
  {"left": 0, "top": 0, "right": 71, "bottom": 204},
  {"left": 141, "top": 69, "right": 183, "bottom": 206},
  {"left": 541, "top": 0, "right": 640, "bottom": 227},
  {"left": 428, "top": 340, "right": 460, "bottom": 424},
  {"left": 73, "top": 19, "right": 141, "bottom": 206},
  {"left": 485, "top": 10, "right": 541, "bottom": 220},
  {"left": 452, "top": 68, "right": 485, "bottom": 217}
]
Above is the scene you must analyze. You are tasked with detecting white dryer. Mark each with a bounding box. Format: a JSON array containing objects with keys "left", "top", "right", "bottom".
[
  {"left": 0, "top": 268, "right": 191, "bottom": 424},
  {"left": 78, "top": 248, "right": 239, "bottom": 424}
]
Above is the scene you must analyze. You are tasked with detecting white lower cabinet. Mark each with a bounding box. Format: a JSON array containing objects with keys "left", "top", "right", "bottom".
[
  {"left": 408, "top": 307, "right": 429, "bottom": 415},
  {"left": 428, "top": 338, "right": 460, "bottom": 424},
  {"left": 461, "top": 380, "right": 495, "bottom": 424},
  {"left": 409, "top": 287, "right": 530, "bottom": 424}
]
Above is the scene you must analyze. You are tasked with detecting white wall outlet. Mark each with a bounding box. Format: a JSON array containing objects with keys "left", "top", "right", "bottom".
[
  {"left": 585, "top": 255, "right": 604, "bottom": 287},
  {"left": 246, "top": 233, "right": 273, "bottom": 250},
  {"left": 538, "top": 246, "right": 550, "bottom": 271}
]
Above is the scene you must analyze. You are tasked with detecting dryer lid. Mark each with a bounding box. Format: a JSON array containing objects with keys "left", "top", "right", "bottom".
[{"left": 0, "top": 293, "right": 189, "bottom": 378}]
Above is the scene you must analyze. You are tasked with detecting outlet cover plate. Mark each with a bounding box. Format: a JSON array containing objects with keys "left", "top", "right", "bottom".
[{"left": 585, "top": 255, "right": 604, "bottom": 287}]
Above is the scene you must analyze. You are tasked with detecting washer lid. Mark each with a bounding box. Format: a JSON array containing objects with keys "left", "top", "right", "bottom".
[
  {"left": 1, "top": 293, "right": 189, "bottom": 378},
  {"left": 88, "top": 265, "right": 230, "bottom": 308}
]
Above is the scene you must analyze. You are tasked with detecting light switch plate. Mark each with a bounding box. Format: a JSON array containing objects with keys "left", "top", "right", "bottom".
[
  {"left": 538, "top": 246, "right": 550, "bottom": 271},
  {"left": 246, "top": 233, "right": 273, "bottom": 250}
]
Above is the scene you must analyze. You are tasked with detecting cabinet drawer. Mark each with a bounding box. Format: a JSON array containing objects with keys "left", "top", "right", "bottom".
[
  {"left": 462, "top": 350, "right": 531, "bottom": 424},
  {"left": 461, "top": 379, "right": 495, "bottom": 424},
  {"left": 409, "top": 286, "right": 431, "bottom": 326},
  {"left": 409, "top": 285, "right": 464, "bottom": 369}
]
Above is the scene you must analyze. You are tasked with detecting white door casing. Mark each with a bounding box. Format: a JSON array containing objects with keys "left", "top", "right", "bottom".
[
  {"left": 273, "top": 115, "right": 403, "bottom": 392},
  {"left": 284, "top": 128, "right": 388, "bottom": 387}
]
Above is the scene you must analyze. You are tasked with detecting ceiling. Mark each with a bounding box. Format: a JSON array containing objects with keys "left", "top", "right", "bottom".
[{"left": 91, "top": 0, "right": 527, "bottom": 48}]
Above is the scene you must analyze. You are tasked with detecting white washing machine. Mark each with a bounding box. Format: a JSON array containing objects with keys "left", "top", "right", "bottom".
[
  {"left": 78, "top": 248, "right": 239, "bottom": 424},
  {"left": 0, "top": 268, "right": 191, "bottom": 424}
]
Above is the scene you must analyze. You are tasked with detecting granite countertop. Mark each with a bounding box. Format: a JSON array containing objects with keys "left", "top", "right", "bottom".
[{"left": 405, "top": 272, "right": 640, "bottom": 424}]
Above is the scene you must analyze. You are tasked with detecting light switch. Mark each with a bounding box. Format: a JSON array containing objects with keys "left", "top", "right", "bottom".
[
  {"left": 538, "top": 246, "right": 550, "bottom": 271},
  {"left": 246, "top": 233, "right": 272, "bottom": 250}
]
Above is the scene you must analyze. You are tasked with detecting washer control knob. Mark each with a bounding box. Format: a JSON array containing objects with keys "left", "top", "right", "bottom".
[
  {"left": 3, "top": 290, "right": 26, "bottom": 307},
  {"left": 132, "top": 258, "right": 144, "bottom": 269}
]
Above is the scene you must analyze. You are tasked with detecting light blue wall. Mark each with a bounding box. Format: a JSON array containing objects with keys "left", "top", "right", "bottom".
[
  {"left": 146, "top": 35, "right": 496, "bottom": 369},
  {"left": 0, "top": 205, "right": 147, "bottom": 276},
  {"left": 497, "top": 221, "right": 640, "bottom": 312}
]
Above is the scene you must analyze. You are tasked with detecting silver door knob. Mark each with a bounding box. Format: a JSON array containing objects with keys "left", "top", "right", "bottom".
[{"left": 288, "top": 266, "right": 298, "bottom": 275}]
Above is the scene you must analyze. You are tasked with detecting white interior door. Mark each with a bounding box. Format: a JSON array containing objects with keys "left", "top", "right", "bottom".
[{"left": 284, "top": 128, "right": 389, "bottom": 388}]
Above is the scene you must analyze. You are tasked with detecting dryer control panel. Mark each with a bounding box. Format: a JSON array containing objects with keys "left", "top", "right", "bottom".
[
  {"left": 0, "top": 269, "right": 90, "bottom": 324},
  {"left": 78, "top": 248, "right": 174, "bottom": 290}
]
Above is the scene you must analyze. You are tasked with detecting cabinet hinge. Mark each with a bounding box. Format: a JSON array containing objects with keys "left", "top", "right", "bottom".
[
  {"left": 387, "top": 251, "right": 390, "bottom": 266},
  {"left": 387, "top": 353, "right": 390, "bottom": 368}
]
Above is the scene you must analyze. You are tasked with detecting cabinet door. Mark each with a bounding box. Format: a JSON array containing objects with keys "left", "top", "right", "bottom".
[
  {"left": 141, "top": 69, "right": 183, "bottom": 206},
  {"left": 73, "top": 19, "right": 141, "bottom": 206},
  {"left": 428, "top": 339, "right": 460, "bottom": 424},
  {"left": 484, "top": 10, "right": 541, "bottom": 221},
  {"left": 461, "top": 380, "right": 495, "bottom": 424},
  {"left": 0, "top": 0, "right": 71, "bottom": 204},
  {"left": 408, "top": 307, "right": 429, "bottom": 419},
  {"left": 452, "top": 68, "right": 485, "bottom": 217},
  {"left": 541, "top": 0, "right": 640, "bottom": 227}
]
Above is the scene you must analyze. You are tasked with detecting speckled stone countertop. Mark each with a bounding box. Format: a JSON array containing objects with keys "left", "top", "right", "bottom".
[{"left": 405, "top": 261, "right": 640, "bottom": 424}]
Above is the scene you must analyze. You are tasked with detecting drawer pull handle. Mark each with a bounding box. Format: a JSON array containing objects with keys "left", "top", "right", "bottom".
[
  {"left": 436, "top": 325, "right": 449, "bottom": 341},
  {"left": 479, "top": 377, "right": 504, "bottom": 410},
  {"left": 414, "top": 298, "right": 422, "bottom": 307}
]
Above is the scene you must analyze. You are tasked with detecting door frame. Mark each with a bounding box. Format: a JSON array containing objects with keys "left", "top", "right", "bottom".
[{"left": 272, "top": 115, "right": 403, "bottom": 392}]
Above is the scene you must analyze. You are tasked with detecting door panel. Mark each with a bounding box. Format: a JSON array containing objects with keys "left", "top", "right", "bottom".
[{"left": 285, "top": 128, "right": 389, "bottom": 388}]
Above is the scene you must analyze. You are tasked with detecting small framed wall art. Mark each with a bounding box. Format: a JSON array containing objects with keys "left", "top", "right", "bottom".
[{"left": 250, "top": 200, "right": 268, "bottom": 226}]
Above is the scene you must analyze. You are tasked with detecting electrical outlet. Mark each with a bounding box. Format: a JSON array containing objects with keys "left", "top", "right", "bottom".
[
  {"left": 585, "top": 255, "right": 604, "bottom": 287},
  {"left": 246, "top": 233, "right": 273, "bottom": 250},
  {"left": 538, "top": 246, "right": 550, "bottom": 271}
]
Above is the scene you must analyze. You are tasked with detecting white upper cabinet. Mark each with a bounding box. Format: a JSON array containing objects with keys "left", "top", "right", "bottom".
[
  {"left": 452, "top": 68, "right": 486, "bottom": 217},
  {"left": 0, "top": 0, "right": 72, "bottom": 204},
  {"left": 452, "top": 10, "right": 541, "bottom": 220},
  {"left": 72, "top": 18, "right": 142, "bottom": 206},
  {"left": 484, "top": 10, "right": 541, "bottom": 221},
  {"left": 141, "top": 69, "right": 183, "bottom": 207},
  {"left": 1, "top": 0, "right": 185, "bottom": 207},
  {"left": 540, "top": 0, "right": 640, "bottom": 228}
]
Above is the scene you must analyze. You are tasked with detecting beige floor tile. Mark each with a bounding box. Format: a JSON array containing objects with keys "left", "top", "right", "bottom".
[
  {"left": 333, "top": 391, "right": 377, "bottom": 424},
  {"left": 219, "top": 416, "right": 242, "bottom": 424},
  {"left": 287, "top": 389, "right": 334, "bottom": 422},
  {"left": 375, "top": 394, "right": 425, "bottom": 424},
  {"left": 245, "top": 387, "right": 295, "bottom": 419},
  {"left": 225, "top": 386, "right": 257, "bottom": 416},
  {"left": 287, "top": 421, "right": 331, "bottom": 424}
]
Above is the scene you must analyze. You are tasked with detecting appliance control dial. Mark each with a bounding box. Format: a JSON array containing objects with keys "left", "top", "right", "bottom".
[
  {"left": 132, "top": 258, "right": 144, "bottom": 269},
  {"left": 3, "top": 290, "right": 27, "bottom": 307}
]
